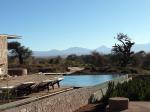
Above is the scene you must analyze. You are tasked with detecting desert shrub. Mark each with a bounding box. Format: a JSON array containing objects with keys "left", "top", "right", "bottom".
[
  {"left": 101, "top": 82, "right": 115, "bottom": 105},
  {"left": 102, "top": 75, "right": 150, "bottom": 105}
]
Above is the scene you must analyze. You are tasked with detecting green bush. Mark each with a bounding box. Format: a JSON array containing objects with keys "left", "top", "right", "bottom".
[{"left": 102, "top": 76, "right": 150, "bottom": 105}]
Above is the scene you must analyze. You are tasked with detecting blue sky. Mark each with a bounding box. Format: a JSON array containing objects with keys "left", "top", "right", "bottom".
[{"left": 0, "top": 0, "right": 150, "bottom": 51}]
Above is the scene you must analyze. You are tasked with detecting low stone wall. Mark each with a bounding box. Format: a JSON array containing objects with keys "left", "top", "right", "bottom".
[
  {"left": 8, "top": 68, "right": 28, "bottom": 76},
  {"left": 0, "top": 88, "right": 94, "bottom": 112},
  {"left": 0, "top": 75, "right": 128, "bottom": 112},
  {"left": 90, "top": 75, "right": 129, "bottom": 103}
]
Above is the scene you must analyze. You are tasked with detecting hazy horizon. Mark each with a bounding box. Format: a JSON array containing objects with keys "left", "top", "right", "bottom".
[
  {"left": 33, "top": 43, "right": 150, "bottom": 51},
  {"left": 1, "top": 0, "right": 150, "bottom": 51}
]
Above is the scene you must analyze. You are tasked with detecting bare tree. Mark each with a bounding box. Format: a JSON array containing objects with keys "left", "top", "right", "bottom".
[{"left": 112, "top": 33, "right": 135, "bottom": 67}]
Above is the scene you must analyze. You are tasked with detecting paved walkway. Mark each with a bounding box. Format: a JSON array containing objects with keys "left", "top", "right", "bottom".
[
  {"left": 76, "top": 102, "right": 150, "bottom": 112},
  {"left": 122, "top": 102, "right": 150, "bottom": 112},
  {"left": 0, "top": 74, "right": 62, "bottom": 87},
  {"left": 75, "top": 103, "right": 105, "bottom": 112}
]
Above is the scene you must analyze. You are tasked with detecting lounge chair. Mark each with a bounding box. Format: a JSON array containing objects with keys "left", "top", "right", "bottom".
[
  {"left": 13, "top": 82, "right": 35, "bottom": 96},
  {"left": 31, "top": 80, "right": 53, "bottom": 92},
  {"left": 56, "top": 77, "right": 64, "bottom": 87},
  {"left": 0, "top": 82, "right": 35, "bottom": 99},
  {"left": 0, "top": 86, "right": 15, "bottom": 100},
  {"left": 51, "top": 77, "right": 64, "bottom": 89}
]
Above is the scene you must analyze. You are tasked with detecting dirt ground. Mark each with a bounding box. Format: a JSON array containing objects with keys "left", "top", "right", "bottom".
[{"left": 75, "top": 103, "right": 106, "bottom": 112}]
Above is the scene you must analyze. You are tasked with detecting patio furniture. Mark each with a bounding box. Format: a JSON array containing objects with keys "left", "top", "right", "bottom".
[
  {"left": 0, "top": 86, "right": 15, "bottom": 100},
  {"left": 14, "top": 82, "right": 35, "bottom": 96},
  {"left": 31, "top": 77, "right": 64, "bottom": 91},
  {"left": 54, "top": 77, "right": 64, "bottom": 88},
  {"left": 31, "top": 80, "right": 53, "bottom": 92}
]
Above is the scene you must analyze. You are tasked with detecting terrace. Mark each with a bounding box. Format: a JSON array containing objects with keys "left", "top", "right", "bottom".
[{"left": 0, "top": 74, "right": 67, "bottom": 104}]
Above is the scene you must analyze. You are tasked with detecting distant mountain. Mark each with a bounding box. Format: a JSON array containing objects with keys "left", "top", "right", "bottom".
[
  {"left": 33, "top": 49, "right": 61, "bottom": 57},
  {"left": 94, "top": 43, "right": 150, "bottom": 54},
  {"left": 62, "top": 47, "right": 91, "bottom": 55},
  {"left": 95, "top": 45, "right": 111, "bottom": 54},
  {"left": 132, "top": 43, "right": 150, "bottom": 53},
  {"left": 33, "top": 43, "right": 150, "bottom": 57},
  {"left": 33, "top": 47, "right": 91, "bottom": 57}
]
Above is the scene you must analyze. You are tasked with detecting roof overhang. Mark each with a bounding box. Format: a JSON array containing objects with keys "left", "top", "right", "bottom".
[{"left": 0, "top": 34, "right": 21, "bottom": 39}]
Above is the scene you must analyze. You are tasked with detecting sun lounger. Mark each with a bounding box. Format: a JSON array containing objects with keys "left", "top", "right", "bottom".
[
  {"left": 0, "top": 81, "right": 35, "bottom": 99},
  {"left": 57, "top": 77, "right": 64, "bottom": 87},
  {"left": 51, "top": 77, "right": 64, "bottom": 88},
  {"left": 31, "top": 80, "right": 53, "bottom": 92},
  {"left": 31, "top": 77, "right": 64, "bottom": 92},
  {"left": 12, "top": 82, "right": 35, "bottom": 96},
  {"left": 0, "top": 86, "right": 15, "bottom": 100}
]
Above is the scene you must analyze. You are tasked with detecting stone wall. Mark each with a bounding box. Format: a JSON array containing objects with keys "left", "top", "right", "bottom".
[
  {"left": 0, "top": 36, "right": 8, "bottom": 75},
  {"left": 8, "top": 68, "right": 28, "bottom": 76},
  {"left": 0, "top": 75, "right": 128, "bottom": 112},
  {"left": 0, "top": 88, "right": 94, "bottom": 112}
]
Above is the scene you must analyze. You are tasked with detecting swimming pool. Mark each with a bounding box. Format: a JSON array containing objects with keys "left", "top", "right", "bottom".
[{"left": 60, "top": 74, "right": 120, "bottom": 87}]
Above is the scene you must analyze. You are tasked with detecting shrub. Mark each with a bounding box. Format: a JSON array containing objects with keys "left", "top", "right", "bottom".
[{"left": 102, "top": 75, "right": 150, "bottom": 105}]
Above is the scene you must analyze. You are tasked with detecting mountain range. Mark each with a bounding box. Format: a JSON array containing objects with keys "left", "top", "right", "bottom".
[{"left": 33, "top": 43, "right": 150, "bottom": 57}]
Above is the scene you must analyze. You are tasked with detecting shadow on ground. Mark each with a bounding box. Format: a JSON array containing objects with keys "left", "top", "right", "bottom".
[{"left": 75, "top": 103, "right": 106, "bottom": 112}]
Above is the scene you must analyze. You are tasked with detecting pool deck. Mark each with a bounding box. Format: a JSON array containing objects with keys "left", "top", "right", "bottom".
[
  {"left": 0, "top": 74, "right": 63, "bottom": 87},
  {"left": 76, "top": 102, "right": 150, "bottom": 112},
  {"left": 122, "top": 102, "right": 150, "bottom": 112}
]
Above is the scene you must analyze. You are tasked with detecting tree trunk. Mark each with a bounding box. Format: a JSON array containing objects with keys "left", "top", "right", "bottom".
[{"left": 19, "top": 55, "right": 23, "bottom": 65}]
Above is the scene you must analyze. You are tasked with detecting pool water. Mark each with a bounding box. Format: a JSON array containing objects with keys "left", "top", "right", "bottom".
[{"left": 60, "top": 74, "right": 120, "bottom": 87}]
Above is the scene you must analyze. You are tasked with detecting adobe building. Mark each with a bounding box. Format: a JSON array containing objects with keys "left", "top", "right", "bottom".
[{"left": 0, "top": 34, "right": 20, "bottom": 75}]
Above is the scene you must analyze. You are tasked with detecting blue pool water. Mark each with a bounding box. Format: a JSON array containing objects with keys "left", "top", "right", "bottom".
[{"left": 60, "top": 74, "right": 120, "bottom": 87}]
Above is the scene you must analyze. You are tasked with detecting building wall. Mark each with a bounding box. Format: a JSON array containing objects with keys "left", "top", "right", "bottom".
[{"left": 0, "top": 36, "right": 8, "bottom": 75}]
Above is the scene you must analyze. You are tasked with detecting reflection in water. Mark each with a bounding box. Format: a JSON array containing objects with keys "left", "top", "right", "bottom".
[{"left": 60, "top": 74, "right": 120, "bottom": 87}]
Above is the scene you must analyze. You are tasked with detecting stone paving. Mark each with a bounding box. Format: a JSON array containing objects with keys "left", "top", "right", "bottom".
[
  {"left": 122, "top": 102, "right": 150, "bottom": 112},
  {"left": 0, "top": 74, "right": 62, "bottom": 87},
  {"left": 76, "top": 102, "right": 150, "bottom": 112}
]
